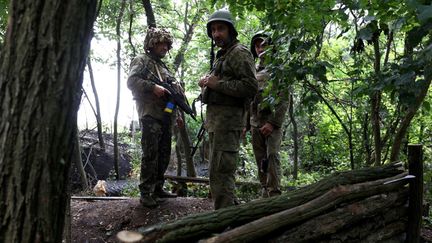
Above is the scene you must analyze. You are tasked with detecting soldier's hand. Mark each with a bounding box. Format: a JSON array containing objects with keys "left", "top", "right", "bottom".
[
  {"left": 259, "top": 122, "right": 274, "bottom": 137},
  {"left": 206, "top": 75, "right": 219, "bottom": 89},
  {"left": 153, "top": 84, "right": 167, "bottom": 97},
  {"left": 198, "top": 75, "right": 219, "bottom": 89},
  {"left": 176, "top": 116, "right": 184, "bottom": 128},
  {"left": 198, "top": 75, "right": 208, "bottom": 88}
]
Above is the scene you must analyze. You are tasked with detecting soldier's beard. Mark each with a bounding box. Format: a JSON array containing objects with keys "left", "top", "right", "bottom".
[{"left": 214, "top": 36, "right": 233, "bottom": 49}]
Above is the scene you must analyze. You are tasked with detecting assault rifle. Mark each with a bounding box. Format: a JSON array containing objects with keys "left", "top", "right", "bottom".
[
  {"left": 140, "top": 65, "right": 196, "bottom": 121},
  {"left": 190, "top": 122, "right": 205, "bottom": 157}
]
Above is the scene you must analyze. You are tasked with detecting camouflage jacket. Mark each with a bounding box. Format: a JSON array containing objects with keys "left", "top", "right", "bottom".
[
  {"left": 203, "top": 40, "right": 258, "bottom": 132},
  {"left": 249, "top": 64, "right": 288, "bottom": 128},
  {"left": 127, "top": 53, "right": 183, "bottom": 121}
]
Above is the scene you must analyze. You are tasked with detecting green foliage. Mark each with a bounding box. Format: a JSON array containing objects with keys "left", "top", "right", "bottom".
[{"left": 0, "top": 0, "right": 9, "bottom": 43}]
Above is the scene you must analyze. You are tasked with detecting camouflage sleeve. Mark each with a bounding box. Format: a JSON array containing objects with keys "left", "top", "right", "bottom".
[
  {"left": 127, "top": 55, "right": 155, "bottom": 94},
  {"left": 212, "top": 47, "right": 258, "bottom": 98},
  {"left": 268, "top": 98, "right": 289, "bottom": 128},
  {"left": 268, "top": 88, "right": 289, "bottom": 128}
]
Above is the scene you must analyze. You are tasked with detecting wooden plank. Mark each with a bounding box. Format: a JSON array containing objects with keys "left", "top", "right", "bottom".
[{"left": 407, "top": 144, "right": 424, "bottom": 243}]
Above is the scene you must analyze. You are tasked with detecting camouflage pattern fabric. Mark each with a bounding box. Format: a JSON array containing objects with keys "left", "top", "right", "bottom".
[
  {"left": 203, "top": 40, "right": 258, "bottom": 132},
  {"left": 202, "top": 40, "right": 258, "bottom": 209},
  {"left": 208, "top": 131, "right": 240, "bottom": 209},
  {"left": 127, "top": 50, "right": 181, "bottom": 197},
  {"left": 251, "top": 126, "right": 282, "bottom": 196},
  {"left": 144, "top": 27, "right": 173, "bottom": 51},
  {"left": 127, "top": 53, "right": 183, "bottom": 122},
  {"left": 250, "top": 66, "right": 288, "bottom": 128},
  {"left": 249, "top": 66, "right": 288, "bottom": 197},
  {"left": 138, "top": 115, "right": 172, "bottom": 195}
]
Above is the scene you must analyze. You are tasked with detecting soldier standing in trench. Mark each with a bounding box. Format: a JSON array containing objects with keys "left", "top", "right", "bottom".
[
  {"left": 127, "top": 28, "right": 183, "bottom": 208},
  {"left": 246, "top": 31, "right": 288, "bottom": 197},
  {"left": 198, "top": 9, "right": 258, "bottom": 209}
]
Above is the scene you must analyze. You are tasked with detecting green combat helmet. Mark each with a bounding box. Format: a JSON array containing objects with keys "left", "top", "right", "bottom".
[
  {"left": 250, "top": 31, "right": 272, "bottom": 58},
  {"left": 206, "top": 9, "right": 238, "bottom": 38},
  {"left": 144, "top": 27, "right": 173, "bottom": 51}
]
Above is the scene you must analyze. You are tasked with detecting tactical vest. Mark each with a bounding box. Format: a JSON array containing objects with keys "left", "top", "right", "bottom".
[{"left": 202, "top": 42, "right": 247, "bottom": 107}]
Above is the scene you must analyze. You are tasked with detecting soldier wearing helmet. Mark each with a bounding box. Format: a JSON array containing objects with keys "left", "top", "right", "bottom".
[
  {"left": 198, "top": 9, "right": 258, "bottom": 209},
  {"left": 246, "top": 31, "right": 288, "bottom": 198},
  {"left": 127, "top": 27, "right": 183, "bottom": 207}
]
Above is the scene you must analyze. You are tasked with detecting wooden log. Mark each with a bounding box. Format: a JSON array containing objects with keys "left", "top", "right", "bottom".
[
  {"left": 71, "top": 196, "right": 131, "bottom": 200},
  {"left": 361, "top": 221, "right": 407, "bottom": 242},
  {"left": 164, "top": 174, "right": 261, "bottom": 187},
  {"left": 322, "top": 205, "right": 408, "bottom": 242},
  {"left": 139, "top": 163, "right": 405, "bottom": 243},
  {"left": 269, "top": 189, "right": 408, "bottom": 242},
  {"left": 202, "top": 173, "right": 409, "bottom": 243},
  {"left": 407, "top": 144, "right": 423, "bottom": 243}
]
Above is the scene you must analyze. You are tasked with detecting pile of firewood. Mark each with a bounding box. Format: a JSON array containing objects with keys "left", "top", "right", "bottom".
[{"left": 133, "top": 162, "right": 420, "bottom": 243}]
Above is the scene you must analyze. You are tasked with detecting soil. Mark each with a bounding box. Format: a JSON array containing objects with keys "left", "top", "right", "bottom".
[{"left": 71, "top": 197, "right": 213, "bottom": 243}]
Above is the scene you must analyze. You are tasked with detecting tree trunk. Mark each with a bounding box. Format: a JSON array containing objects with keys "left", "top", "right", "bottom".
[
  {"left": 74, "top": 127, "right": 88, "bottom": 190},
  {"left": 288, "top": 94, "right": 299, "bottom": 179},
  {"left": 113, "top": 0, "right": 126, "bottom": 180},
  {"left": 371, "top": 33, "right": 382, "bottom": 166},
  {"left": 0, "top": 1, "right": 97, "bottom": 242},
  {"left": 128, "top": 1, "right": 137, "bottom": 57},
  {"left": 87, "top": 56, "right": 105, "bottom": 150},
  {"left": 142, "top": 0, "right": 156, "bottom": 28},
  {"left": 389, "top": 66, "right": 431, "bottom": 162},
  {"left": 139, "top": 163, "right": 404, "bottom": 242}
]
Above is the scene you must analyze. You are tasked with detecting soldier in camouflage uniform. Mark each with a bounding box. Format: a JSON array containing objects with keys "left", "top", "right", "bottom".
[
  {"left": 127, "top": 27, "right": 183, "bottom": 207},
  {"left": 247, "top": 32, "right": 288, "bottom": 197},
  {"left": 198, "top": 10, "right": 258, "bottom": 209}
]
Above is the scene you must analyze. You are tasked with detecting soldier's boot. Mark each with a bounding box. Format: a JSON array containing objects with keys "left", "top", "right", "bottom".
[{"left": 140, "top": 194, "right": 158, "bottom": 208}]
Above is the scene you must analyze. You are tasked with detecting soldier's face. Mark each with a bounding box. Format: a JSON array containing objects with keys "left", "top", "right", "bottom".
[
  {"left": 152, "top": 42, "right": 170, "bottom": 58},
  {"left": 254, "top": 38, "right": 267, "bottom": 58},
  {"left": 210, "top": 22, "right": 231, "bottom": 48}
]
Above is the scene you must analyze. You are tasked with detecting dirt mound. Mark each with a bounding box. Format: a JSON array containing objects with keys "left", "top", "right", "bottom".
[{"left": 71, "top": 197, "right": 213, "bottom": 242}]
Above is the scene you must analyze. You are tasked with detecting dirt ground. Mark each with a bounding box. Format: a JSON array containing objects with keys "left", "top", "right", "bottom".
[{"left": 71, "top": 197, "right": 213, "bottom": 243}]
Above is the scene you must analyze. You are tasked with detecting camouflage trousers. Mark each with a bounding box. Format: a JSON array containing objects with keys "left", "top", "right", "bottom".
[
  {"left": 251, "top": 126, "right": 282, "bottom": 197},
  {"left": 139, "top": 115, "right": 172, "bottom": 195},
  {"left": 208, "top": 130, "right": 241, "bottom": 210}
]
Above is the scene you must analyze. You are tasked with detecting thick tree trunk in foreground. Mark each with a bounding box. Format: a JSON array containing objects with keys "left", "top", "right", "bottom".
[
  {"left": 0, "top": 1, "right": 97, "bottom": 242},
  {"left": 140, "top": 163, "right": 404, "bottom": 242}
]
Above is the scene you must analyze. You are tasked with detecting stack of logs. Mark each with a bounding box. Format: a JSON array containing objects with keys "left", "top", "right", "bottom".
[{"left": 136, "top": 146, "right": 424, "bottom": 243}]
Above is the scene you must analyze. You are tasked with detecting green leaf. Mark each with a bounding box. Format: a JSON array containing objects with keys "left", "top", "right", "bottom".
[
  {"left": 418, "top": 4, "right": 432, "bottom": 23},
  {"left": 395, "top": 71, "right": 415, "bottom": 86},
  {"left": 422, "top": 101, "right": 431, "bottom": 112},
  {"left": 357, "top": 27, "right": 373, "bottom": 41}
]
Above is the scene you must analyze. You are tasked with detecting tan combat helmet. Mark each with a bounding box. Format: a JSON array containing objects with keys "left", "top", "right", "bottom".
[{"left": 144, "top": 27, "right": 173, "bottom": 51}]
